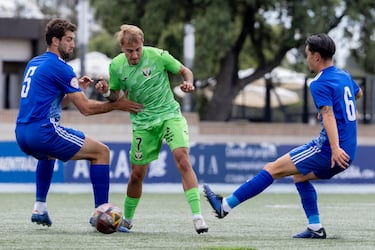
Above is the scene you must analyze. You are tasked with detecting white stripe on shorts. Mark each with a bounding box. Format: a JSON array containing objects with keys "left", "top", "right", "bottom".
[
  {"left": 291, "top": 145, "right": 320, "bottom": 165},
  {"left": 51, "top": 119, "right": 85, "bottom": 147}
]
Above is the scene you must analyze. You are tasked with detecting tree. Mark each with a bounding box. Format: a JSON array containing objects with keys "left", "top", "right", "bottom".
[
  {"left": 346, "top": 1, "right": 375, "bottom": 73},
  {"left": 90, "top": 0, "right": 375, "bottom": 121},
  {"left": 36, "top": 0, "right": 78, "bottom": 21}
]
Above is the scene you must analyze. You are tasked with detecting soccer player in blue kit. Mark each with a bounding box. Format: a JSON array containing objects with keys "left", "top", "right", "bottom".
[
  {"left": 204, "top": 33, "right": 363, "bottom": 239},
  {"left": 15, "top": 18, "right": 142, "bottom": 227}
]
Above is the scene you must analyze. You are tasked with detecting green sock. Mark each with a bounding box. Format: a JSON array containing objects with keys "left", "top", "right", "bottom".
[
  {"left": 123, "top": 196, "right": 140, "bottom": 220},
  {"left": 184, "top": 187, "right": 201, "bottom": 215}
]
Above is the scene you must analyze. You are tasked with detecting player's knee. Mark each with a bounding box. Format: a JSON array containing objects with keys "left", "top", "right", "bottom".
[
  {"left": 264, "top": 162, "right": 283, "bottom": 179},
  {"left": 129, "top": 167, "right": 146, "bottom": 183},
  {"left": 174, "top": 153, "right": 191, "bottom": 171},
  {"left": 176, "top": 158, "right": 192, "bottom": 173},
  {"left": 96, "top": 144, "right": 110, "bottom": 162}
]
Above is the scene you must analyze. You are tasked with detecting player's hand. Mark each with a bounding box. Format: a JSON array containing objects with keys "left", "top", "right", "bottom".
[
  {"left": 180, "top": 81, "right": 195, "bottom": 93},
  {"left": 79, "top": 76, "right": 93, "bottom": 91},
  {"left": 331, "top": 147, "right": 350, "bottom": 169},
  {"left": 113, "top": 95, "right": 143, "bottom": 114},
  {"left": 94, "top": 77, "right": 109, "bottom": 94}
]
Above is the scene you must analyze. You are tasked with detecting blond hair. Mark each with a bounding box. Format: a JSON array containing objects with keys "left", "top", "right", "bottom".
[{"left": 117, "top": 24, "right": 144, "bottom": 46}]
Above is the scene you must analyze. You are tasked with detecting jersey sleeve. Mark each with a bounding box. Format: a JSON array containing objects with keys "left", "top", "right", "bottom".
[
  {"left": 310, "top": 80, "right": 333, "bottom": 110},
  {"left": 159, "top": 49, "right": 182, "bottom": 74},
  {"left": 54, "top": 63, "right": 81, "bottom": 93},
  {"left": 351, "top": 78, "right": 360, "bottom": 96},
  {"left": 108, "top": 61, "right": 122, "bottom": 91}
]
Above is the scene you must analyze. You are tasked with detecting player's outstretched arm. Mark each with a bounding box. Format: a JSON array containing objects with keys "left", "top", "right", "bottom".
[
  {"left": 112, "top": 94, "right": 143, "bottom": 113},
  {"left": 68, "top": 91, "right": 143, "bottom": 116},
  {"left": 61, "top": 76, "right": 94, "bottom": 108}
]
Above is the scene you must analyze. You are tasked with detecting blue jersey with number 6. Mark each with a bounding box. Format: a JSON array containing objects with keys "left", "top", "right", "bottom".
[
  {"left": 310, "top": 65, "right": 360, "bottom": 160},
  {"left": 16, "top": 52, "right": 80, "bottom": 124}
]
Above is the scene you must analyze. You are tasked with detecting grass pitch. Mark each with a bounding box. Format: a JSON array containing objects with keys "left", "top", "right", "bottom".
[{"left": 1, "top": 191, "right": 374, "bottom": 250}]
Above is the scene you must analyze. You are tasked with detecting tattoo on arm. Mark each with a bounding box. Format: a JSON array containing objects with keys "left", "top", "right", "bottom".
[
  {"left": 320, "top": 106, "right": 333, "bottom": 114},
  {"left": 106, "top": 92, "right": 118, "bottom": 102},
  {"left": 106, "top": 92, "right": 113, "bottom": 101}
]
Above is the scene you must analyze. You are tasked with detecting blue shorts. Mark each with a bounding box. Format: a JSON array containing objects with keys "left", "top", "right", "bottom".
[
  {"left": 15, "top": 118, "right": 85, "bottom": 162},
  {"left": 289, "top": 141, "right": 350, "bottom": 180}
]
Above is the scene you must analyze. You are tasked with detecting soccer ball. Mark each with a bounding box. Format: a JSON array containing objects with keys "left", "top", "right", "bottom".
[{"left": 92, "top": 203, "right": 123, "bottom": 234}]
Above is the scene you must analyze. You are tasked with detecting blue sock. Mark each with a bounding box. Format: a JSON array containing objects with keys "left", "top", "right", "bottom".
[
  {"left": 295, "top": 181, "right": 320, "bottom": 224},
  {"left": 90, "top": 164, "right": 109, "bottom": 207},
  {"left": 35, "top": 160, "right": 55, "bottom": 202},
  {"left": 229, "top": 170, "right": 274, "bottom": 208},
  {"left": 226, "top": 195, "right": 240, "bottom": 208}
]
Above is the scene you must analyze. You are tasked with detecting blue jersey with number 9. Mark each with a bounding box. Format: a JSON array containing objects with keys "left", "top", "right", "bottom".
[
  {"left": 16, "top": 52, "right": 81, "bottom": 124},
  {"left": 309, "top": 65, "right": 360, "bottom": 160}
]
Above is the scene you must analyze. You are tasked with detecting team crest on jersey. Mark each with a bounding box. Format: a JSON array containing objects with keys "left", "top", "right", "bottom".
[
  {"left": 142, "top": 68, "right": 151, "bottom": 78},
  {"left": 70, "top": 77, "right": 79, "bottom": 89},
  {"left": 135, "top": 151, "right": 143, "bottom": 161}
]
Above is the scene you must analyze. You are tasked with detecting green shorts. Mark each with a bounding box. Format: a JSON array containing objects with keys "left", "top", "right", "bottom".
[{"left": 130, "top": 116, "right": 189, "bottom": 165}]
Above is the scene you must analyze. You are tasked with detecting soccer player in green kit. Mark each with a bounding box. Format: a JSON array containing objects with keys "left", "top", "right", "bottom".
[{"left": 95, "top": 24, "right": 208, "bottom": 234}]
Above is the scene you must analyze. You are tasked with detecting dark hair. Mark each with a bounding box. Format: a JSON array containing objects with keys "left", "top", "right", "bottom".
[
  {"left": 306, "top": 33, "right": 336, "bottom": 59},
  {"left": 45, "top": 18, "right": 77, "bottom": 46}
]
